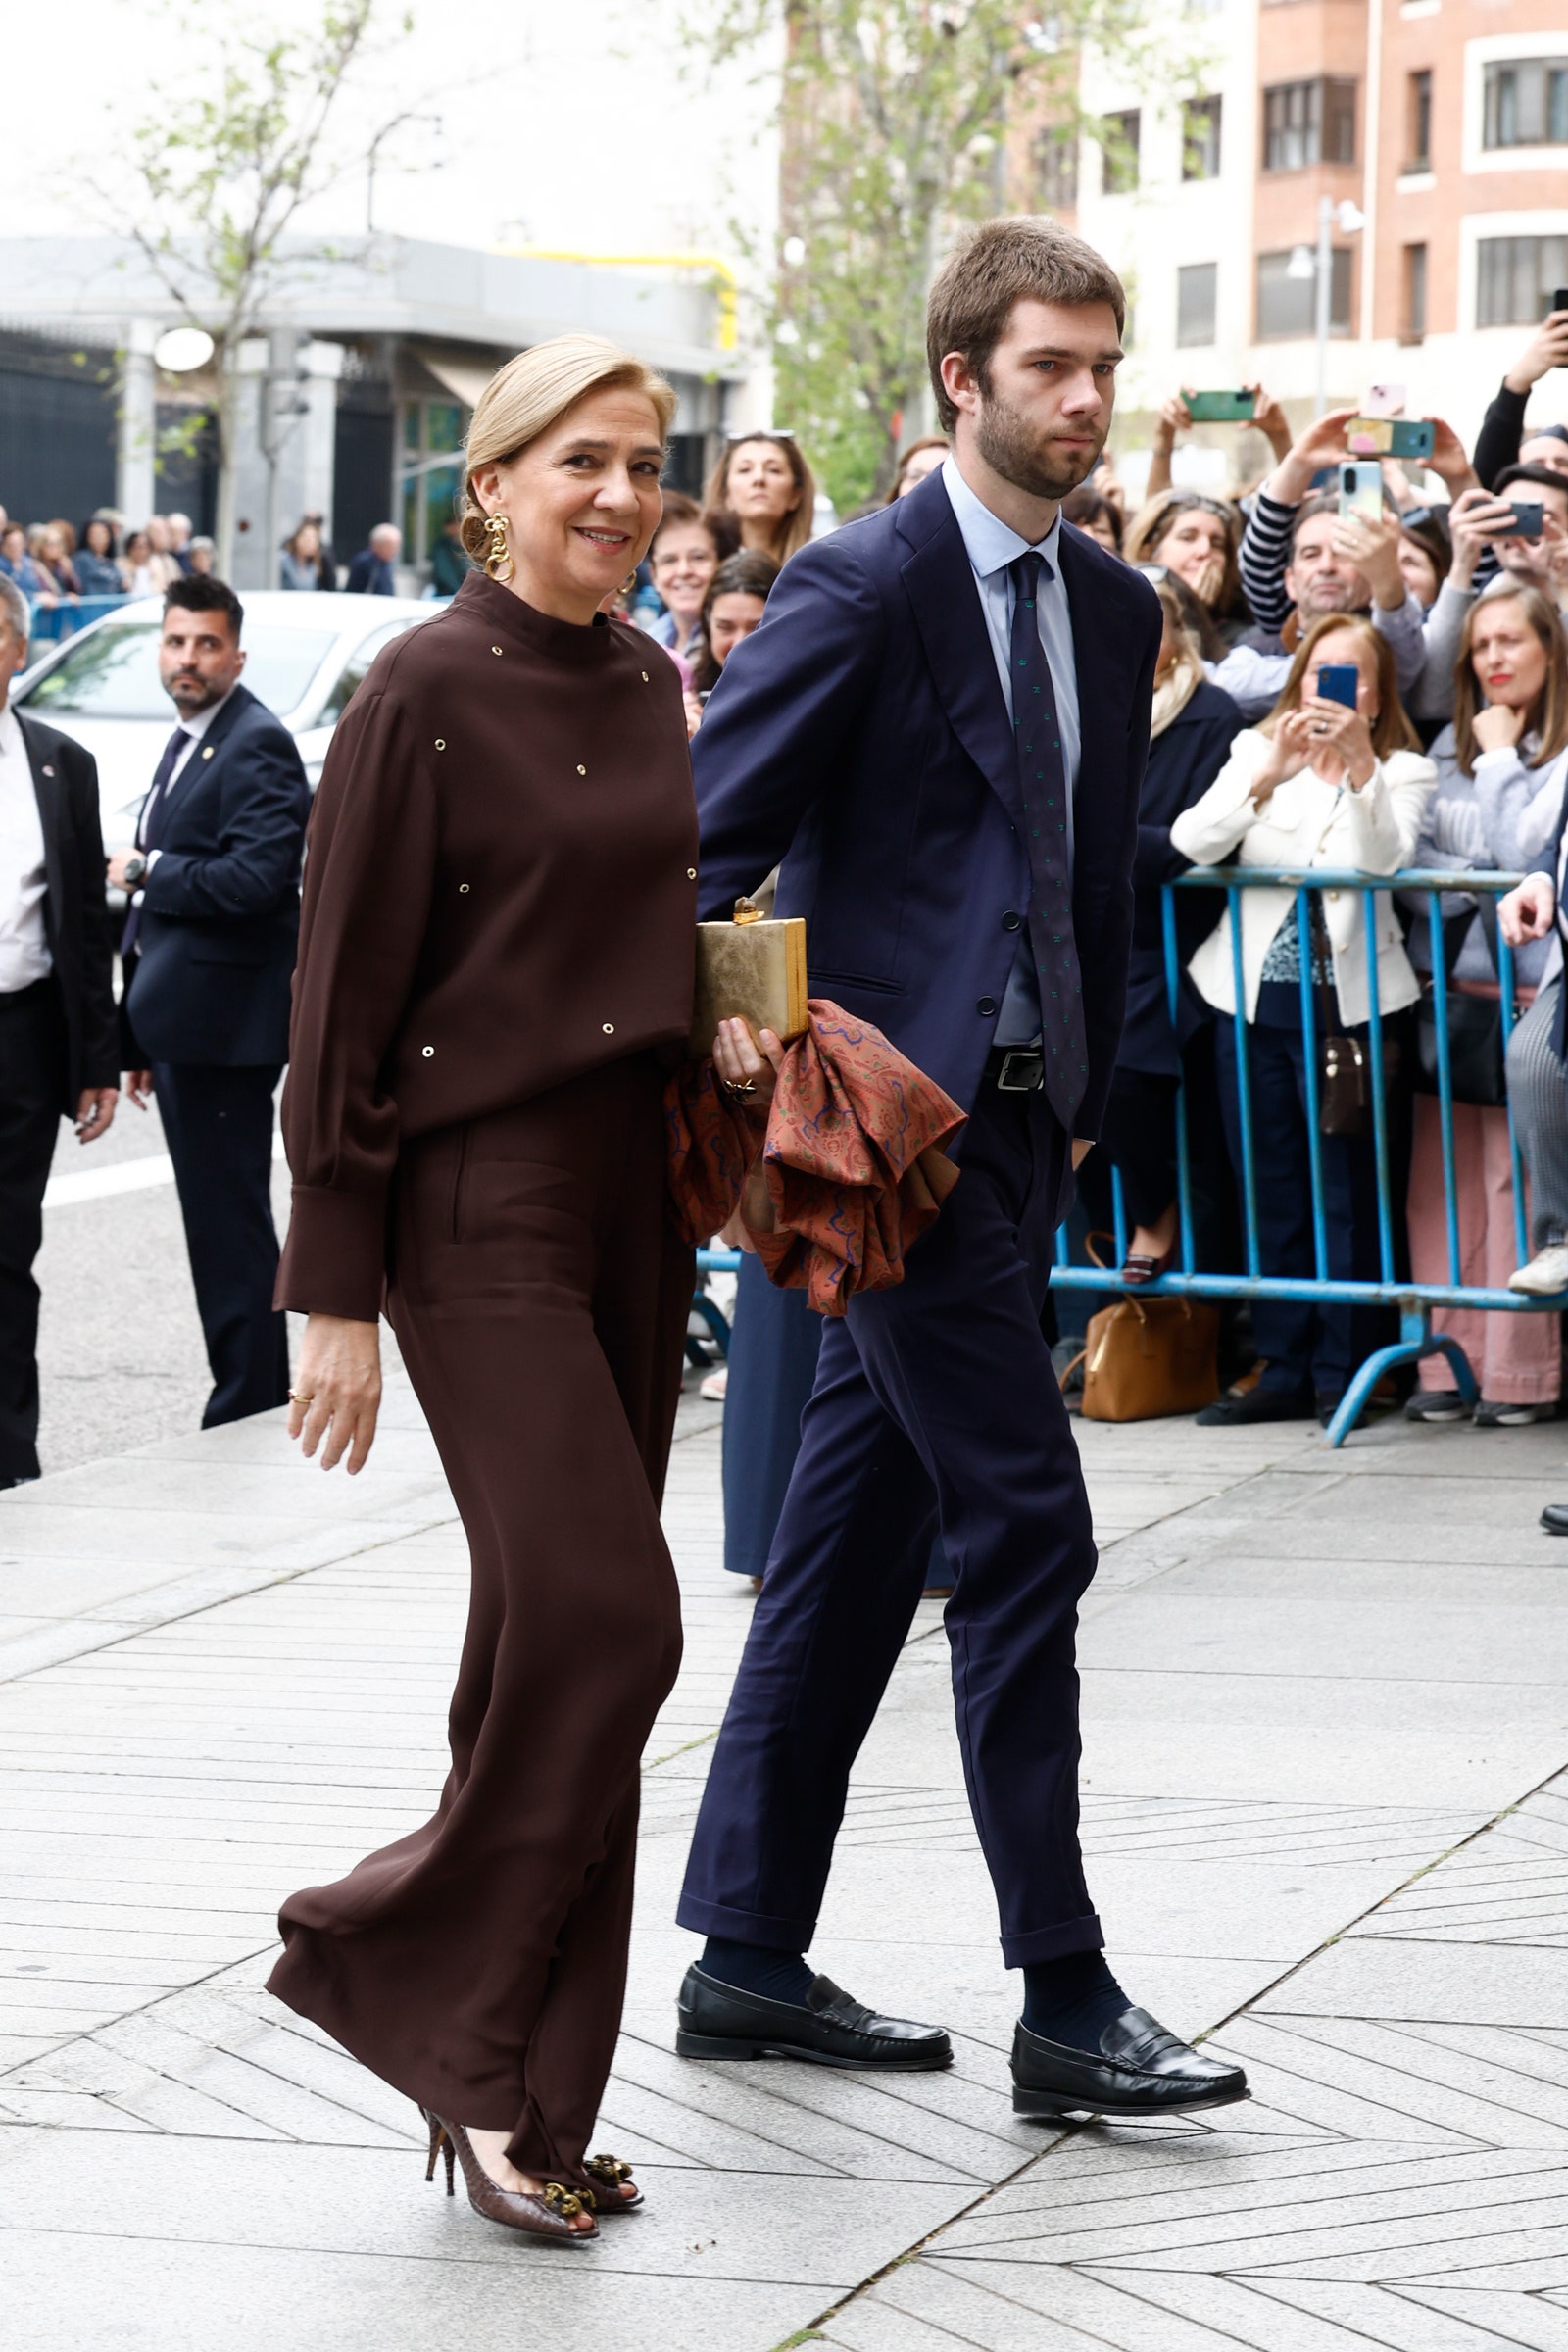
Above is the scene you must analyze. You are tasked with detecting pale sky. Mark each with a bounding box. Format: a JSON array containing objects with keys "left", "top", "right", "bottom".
[{"left": 6, "top": 0, "right": 778, "bottom": 275}]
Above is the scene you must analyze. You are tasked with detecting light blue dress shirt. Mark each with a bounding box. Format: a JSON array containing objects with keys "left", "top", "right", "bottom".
[{"left": 940, "top": 456, "right": 1082, "bottom": 1046}]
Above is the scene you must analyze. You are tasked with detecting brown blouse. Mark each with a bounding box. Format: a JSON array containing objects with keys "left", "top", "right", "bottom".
[{"left": 276, "top": 571, "right": 700, "bottom": 1321}]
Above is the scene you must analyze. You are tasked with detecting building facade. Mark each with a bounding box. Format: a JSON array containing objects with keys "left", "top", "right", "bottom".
[
  {"left": 1034, "top": 0, "right": 1568, "bottom": 497},
  {"left": 0, "top": 238, "right": 742, "bottom": 588}
]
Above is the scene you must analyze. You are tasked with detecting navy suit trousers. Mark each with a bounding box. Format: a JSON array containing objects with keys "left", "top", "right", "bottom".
[
  {"left": 677, "top": 1078, "right": 1104, "bottom": 1968},
  {"left": 155, "top": 1061, "right": 290, "bottom": 1427}
]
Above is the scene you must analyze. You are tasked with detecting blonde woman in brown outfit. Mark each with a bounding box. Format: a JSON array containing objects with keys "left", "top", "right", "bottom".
[{"left": 267, "top": 334, "right": 775, "bottom": 2244}]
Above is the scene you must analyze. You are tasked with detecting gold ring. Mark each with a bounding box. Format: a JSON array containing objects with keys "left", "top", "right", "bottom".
[
  {"left": 722, "top": 1078, "right": 759, "bottom": 1097},
  {"left": 289, "top": 1390, "right": 316, "bottom": 1404}
]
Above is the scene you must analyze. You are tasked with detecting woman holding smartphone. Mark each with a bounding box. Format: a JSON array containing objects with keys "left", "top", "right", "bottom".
[
  {"left": 1170, "top": 614, "right": 1436, "bottom": 1426},
  {"left": 1404, "top": 583, "right": 1568, "bottom": 1423}
]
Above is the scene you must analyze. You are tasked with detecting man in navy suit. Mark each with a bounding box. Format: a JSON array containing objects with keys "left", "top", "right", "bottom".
[
  {"left": 109, "top": 576, "right": 311, "bottom": 1427},
  {"left": 344, "top": 525, "right": 401, "bottom": 596},
  {"left": 674, "top": 218, "right": 1249, "bottom": 2121}
]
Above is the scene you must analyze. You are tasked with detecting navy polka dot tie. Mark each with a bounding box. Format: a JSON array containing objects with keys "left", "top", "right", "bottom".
[{"left": 1008, "top": 552, "right": 1086, "bottom": 1131}]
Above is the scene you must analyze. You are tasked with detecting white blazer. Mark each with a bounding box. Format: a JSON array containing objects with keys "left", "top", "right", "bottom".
[{"left": 1169, "top": 731, "right": 1438, "bottom": 1025}]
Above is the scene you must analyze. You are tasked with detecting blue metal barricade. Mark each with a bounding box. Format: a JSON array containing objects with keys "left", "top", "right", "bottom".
[
  {"left": 1050, "top": 865, "right": 1557, "bottom": 1446},
  {"left": 25, "top": 594, "right": 132, "bottom": 644}
]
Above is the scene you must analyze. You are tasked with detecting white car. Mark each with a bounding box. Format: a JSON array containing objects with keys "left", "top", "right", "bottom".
[{"left": 14, "top": 591, "right": 438, "bottom": 845}]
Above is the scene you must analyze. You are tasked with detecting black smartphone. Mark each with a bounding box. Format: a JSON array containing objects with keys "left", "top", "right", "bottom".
[
  {"left": 1507, "top": 501, "right": 1545, "bottom": 540},
  {"left": 1555, "top": 290, "right": 1568, "bottom": 363},
  {"left": 1316, "top": 664, "right": 1360, "bottom": 709}
]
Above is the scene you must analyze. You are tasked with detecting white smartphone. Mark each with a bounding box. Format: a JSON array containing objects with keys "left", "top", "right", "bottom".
[{"left": 1365, "top": 383, "right": 1406, "bottom": 417}]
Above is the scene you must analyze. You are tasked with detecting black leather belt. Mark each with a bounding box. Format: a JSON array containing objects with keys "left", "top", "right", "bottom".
[{"left": 983, "top": 1045, "right": 1045, "bottom": 1093}]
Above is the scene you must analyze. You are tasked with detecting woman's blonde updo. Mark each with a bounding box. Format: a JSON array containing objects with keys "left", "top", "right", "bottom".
[{"left": 459, "top": 334, "right": 678, "bottom": 562}]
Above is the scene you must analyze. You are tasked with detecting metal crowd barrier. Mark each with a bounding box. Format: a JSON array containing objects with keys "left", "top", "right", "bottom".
[
  {"left": 26, "top": 594, "right": 131, "bottom": 643},
  {"left": 1050, "top": 865, "right": 1558, "bottom": 1446}
]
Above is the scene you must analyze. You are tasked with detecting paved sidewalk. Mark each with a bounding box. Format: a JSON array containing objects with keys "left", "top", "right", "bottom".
[{"left": 1, "top": 1358, "right": 1566, "bottom": 2349}]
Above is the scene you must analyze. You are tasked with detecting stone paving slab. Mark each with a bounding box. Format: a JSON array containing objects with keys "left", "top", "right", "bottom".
[{"left": 1, "top": 1353, "right": 1567, "bottom": 2347}]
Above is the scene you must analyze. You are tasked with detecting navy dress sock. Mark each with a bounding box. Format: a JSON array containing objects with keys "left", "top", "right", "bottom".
[
  {"left": 700, "top": 1936, "right": 814, "bottom": 2007},
  {"left": 1021, "top": 1950, "right": 1128, "bottom": 2050}
]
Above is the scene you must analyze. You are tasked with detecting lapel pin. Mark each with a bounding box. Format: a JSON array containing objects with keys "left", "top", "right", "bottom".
[
  {"left": 201, "top": 745, "right": 215, "bottom": 759},
  {"left": 41, "top": 763, "right": 54, "bottom": 776}
]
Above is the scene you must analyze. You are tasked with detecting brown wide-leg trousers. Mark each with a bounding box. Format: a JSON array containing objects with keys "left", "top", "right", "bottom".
[{"left": 268, "top": 1054, "right": 690, "bottom": 2187}]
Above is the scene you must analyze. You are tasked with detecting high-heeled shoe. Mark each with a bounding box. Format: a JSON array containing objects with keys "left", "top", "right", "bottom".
[
  {"left": 584, "top": 2152, "right": 644, "bottom": 2213},
  {"left": 421, "top": 2109, "right": 598, "bottom": 2243}
]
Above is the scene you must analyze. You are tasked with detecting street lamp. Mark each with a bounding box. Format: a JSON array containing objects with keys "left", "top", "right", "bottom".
[{"left": 1298, "top": 196, "right": 1365, "bottom": 418}]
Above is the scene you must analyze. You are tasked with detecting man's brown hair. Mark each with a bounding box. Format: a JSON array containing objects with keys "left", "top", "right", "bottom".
[{"left": 926, "top": 216, "right": 1126, "bottom": 434}]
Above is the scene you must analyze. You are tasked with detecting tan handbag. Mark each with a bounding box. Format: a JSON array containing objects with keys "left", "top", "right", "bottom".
[{"left": 1077, "top": 1294, "right": 1221, "bottom": 1422}]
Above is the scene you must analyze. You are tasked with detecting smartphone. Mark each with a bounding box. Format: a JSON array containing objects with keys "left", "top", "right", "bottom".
[
  {"left": 1507, "top": 501, "right": 1545, "bottom": 541},
  {"left": 1316, "top": 664, "right": 1360, "bottom": 709},
  {"left": 1185, "top": 390, "right": 1255, "bottom": 422},
  {"left": 1347, "top": 416, "right": 1436, "bottom": 460},
  {"left": 1365, "top": 383, "right": 1406, "bottom": 417},
  {"left": 1554, "top": 290, "right": 1568, "bottom": 363},
  {"left": 1339, "top": 461, "right": 1383, "bottom": 521}
]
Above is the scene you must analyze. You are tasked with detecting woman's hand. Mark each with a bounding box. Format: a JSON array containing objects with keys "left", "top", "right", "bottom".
[
  {"left": 1248, "top": 384, "right": 1293, "bottom": 462},
  {"left": 683, "top": 692, "right": 704, "bottom": 738},
  {"left": 711, "top": 1016, "right": 785, "bottom": 1110},
  {"left": 1250, "top": 715, "right": 1309, "bottom": 805},
  {"left": 1427, "top": 416, "right": 1479, "bottom": 499},
  {"left": 288, "top": 1314, "right": 382, "bottom": 1474},
  {"left": 1298, "top": 692, "right": 1377, "bottom": 789},
  {"left": 1499, "top": 874, "right": 1557, "bottom": 945},
  {"left": 1153, "top": 393, "right": 1191, "bottom": 454},
  {"left": 1472, "top": 701, "right": 1528, "bottom": 755}
]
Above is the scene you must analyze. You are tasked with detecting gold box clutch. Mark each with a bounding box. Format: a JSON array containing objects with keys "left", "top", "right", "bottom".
[{"left": 689, "top": 897, "right": 808, "bottom": 1058}]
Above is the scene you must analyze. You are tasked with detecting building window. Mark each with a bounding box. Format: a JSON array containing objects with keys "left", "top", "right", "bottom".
[
  {"left": 1484, "top": 59, "right": 1568, "bottom": 150},
  {"left": 1406, "top": 70, "right": 1432, "bottom": 169},
  {"left": 1101, "top": 109, "right": 1141, "bottom": 195},
  {"left": 1034, "top": 125, "right": 1079, "bottom": 212},
  {"left": 1262, "top": 77, "right": 1356, "bottom": 172},
  {"left": 1478, "top": 235, "right": 1568, "bottom": 327},
  {"left": 1177, "top": 263, "right": 1219, "bottom": 346},
  {"left": 1403, "top": 243, "right": 1428, "bottom": 340},
  {"left": 1256, "top": 246, "right": 1352, "bottom": 339},
  {"left": 1183, "top": 95, "right": 1223, "bottom": 181},
  {"left": 397, "top": 395, "right": 466, "bottom": 571}
]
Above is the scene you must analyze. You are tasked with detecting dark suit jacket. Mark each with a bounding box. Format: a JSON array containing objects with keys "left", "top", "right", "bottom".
[
  {"left": 345, "top": 550, "right": 395, "bottom": 596},
  {"left": 692, "top": 466, "right": 1162, "bottom": 1140},
  {"left": 1120, "top": 678, "right": 1246, "bottom": 1076},
  {"left": 13, "top": 710, "right": 119, "bottom": 1110},
  {"left": 123, "top": 683, "right": 311, "bottom": 1067}
]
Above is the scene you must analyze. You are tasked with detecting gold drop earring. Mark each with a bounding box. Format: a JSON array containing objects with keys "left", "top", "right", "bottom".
[{"left": 483, "top": 512, "right": 514, "bottom": 583}]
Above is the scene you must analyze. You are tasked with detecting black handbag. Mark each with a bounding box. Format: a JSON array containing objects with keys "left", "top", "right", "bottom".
[
  {"left": 1414, "top": 899, "right": 1507, "bottom": 1108},
  {"left": 1309, "top": 896, "right": 1402, "bottom": 1138}
]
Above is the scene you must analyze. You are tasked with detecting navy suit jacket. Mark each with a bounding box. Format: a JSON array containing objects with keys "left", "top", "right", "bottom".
[
  {"left": 693, "top": 466, "right": 1162, "bottom": 1140},
  {"left": 345, "top": 549, "right": 395, "bottom": 596},
  {"left": 123, "top": 682, "right": 311, "bottom": 1067}
]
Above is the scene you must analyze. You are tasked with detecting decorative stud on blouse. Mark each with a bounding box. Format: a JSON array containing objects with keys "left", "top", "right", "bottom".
[
  {"left": 434, "top": 739, "right": 446, "bottom": 751},
  {"left": 576, "top": 764, "right": 587, "bottom": 775},
  {"left": 421, "top": 1045, "right": 434, "bottom": 1057},
  {"left": 602, "top": 1023, "right": 615, "bottom": 1035}
]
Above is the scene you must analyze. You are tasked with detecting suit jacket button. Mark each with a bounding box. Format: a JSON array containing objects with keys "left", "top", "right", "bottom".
[
  {"left": 1002, "top": 910, "right": 1022, "bottom": 931},
  {"left": 977, "top": 996, "right": 997, "bottom": 1016}
]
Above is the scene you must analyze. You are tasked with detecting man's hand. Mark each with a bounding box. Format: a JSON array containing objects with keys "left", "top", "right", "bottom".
[
  {"left": 74, "top": 1086, "right": 117, "bottom": 1144},
  {"left": 1332, "top": 508, "right": 1405, "bottom": 609},
  {"left": 1446, "top": 484, "right": 1519, "bottom": 589},
  {"left": 106, "top": 848, "right": 145, "bottom": 891},
  {"left": 123, "top": 1068, "right": 154, "bottom": 1109},
  {"left": 1268, "top": 407, "right": 1357, "bottom": 506},
  {"left": 1504, "top": 312, "right": 1568, "bottom": 397},
  {"left": 1499, "top": 874, "right": 1556, "bottom": 945},
  {"left": 1071, "top": 1138, "right": 1093, "bottom": 1171},
  {"left": 1472, "top": 702, "right": 1528, "bottom": 755},
  {"left": 289, "top": 1314, "right": 382, "bottom": 1474}
]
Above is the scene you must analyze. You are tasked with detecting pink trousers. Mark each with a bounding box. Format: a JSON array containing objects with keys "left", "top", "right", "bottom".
[{"left": 1408, "top": 1097, "right": 1559, "bottom": 1403}]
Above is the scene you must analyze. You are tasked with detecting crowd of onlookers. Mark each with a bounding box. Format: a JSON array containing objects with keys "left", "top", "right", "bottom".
[{"left": 0, "top": 508, "right": 218, "bottom": 604}]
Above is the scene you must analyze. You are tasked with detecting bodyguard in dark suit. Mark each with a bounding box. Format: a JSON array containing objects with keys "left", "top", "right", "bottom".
[
  {"left": 0, "top": 577, "right": 119, "bottom": 1486},
  {"left": 344, "top": 526, "right": 401, "bottom": 596},
  {"left": 674, "top": 219, "right": 1248, "bottom": 2121},
  {"left": 109, "top": 576, "right": 310, "bottom": 1427}
]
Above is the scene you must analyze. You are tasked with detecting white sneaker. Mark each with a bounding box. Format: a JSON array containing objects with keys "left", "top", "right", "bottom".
[{"left": 1509, "top": 1244, "right": 1568, "bottom": 1297}]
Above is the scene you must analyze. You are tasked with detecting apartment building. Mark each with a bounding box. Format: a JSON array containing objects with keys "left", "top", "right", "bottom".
[{"left": 1032, "top": 0, "right": 1568, "bottom": 494}]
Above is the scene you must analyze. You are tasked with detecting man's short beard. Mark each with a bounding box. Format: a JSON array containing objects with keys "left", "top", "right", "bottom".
[{"left": 973, "top": 372, "right": 1104, "bottom": 502}]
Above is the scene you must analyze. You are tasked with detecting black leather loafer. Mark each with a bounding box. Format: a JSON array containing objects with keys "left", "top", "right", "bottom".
[
  {"left": 1011, "top": 2006, "right": 1249, "bottom": 2118},
  {"left": 675, "top": 1964, "right": 952, "bottom": 2071}
]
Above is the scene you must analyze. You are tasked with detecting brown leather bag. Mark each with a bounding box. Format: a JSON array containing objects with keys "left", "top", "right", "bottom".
[{"left": 1077, "top": 1295, "right": 1221, "bottom": 1422}]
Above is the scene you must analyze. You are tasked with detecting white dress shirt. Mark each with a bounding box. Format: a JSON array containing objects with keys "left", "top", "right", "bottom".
[
  {"left": 941, "top": 455, "right": 1082, "bottom": 1045},
  {"left": 0, "top": 701, "right": 50, "bottom": 993}
]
